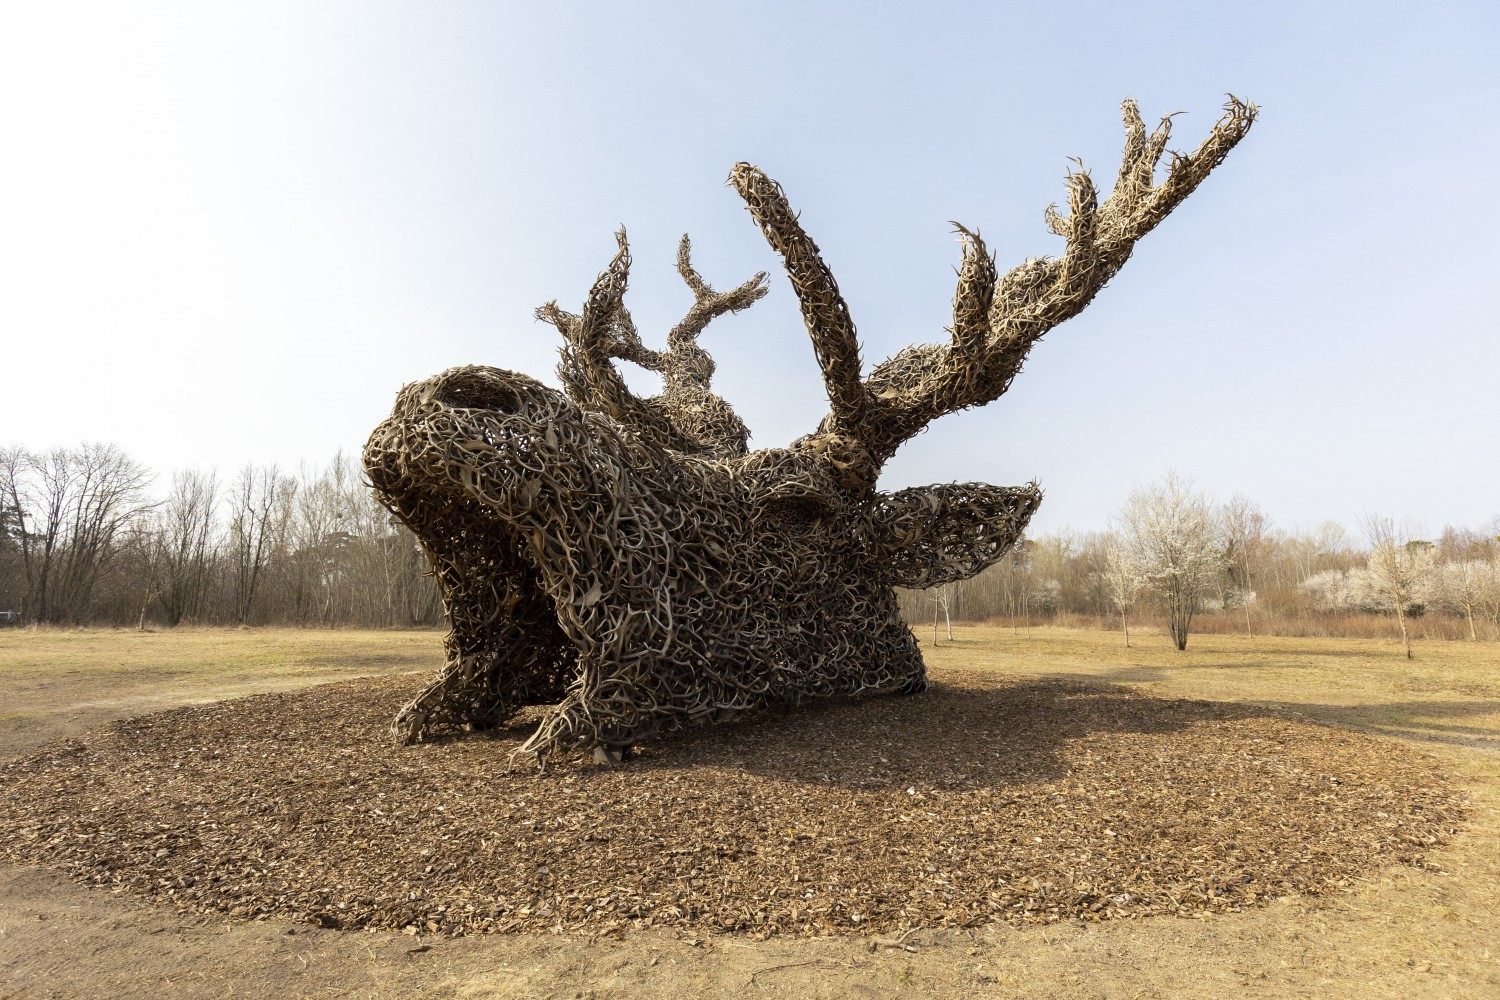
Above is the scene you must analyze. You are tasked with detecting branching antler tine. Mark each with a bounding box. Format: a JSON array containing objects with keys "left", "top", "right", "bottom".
[
  {"left": 535, "top": 300, "right": 580, "bottom": 337},
  {"left": 1112, "top": 99, "right": 1151, "bottom": 212},
  {"left": 1053, "top": 168, "right": 1100, "bottom": 289},
  {"left": 948, "top": 223, "right": 996, "bottom": 367},
  {"left": 578, "top": 229, "right": 632, "bottom": 352},
  {"left": 545, "top": 228, "right": 652, "bottom": 427},
  {"left": 856, "top": 96, "right": 1254, "bottom": 472},
  {"left": 608, "top": 307, "right": 666, "bottom": 372},
  {"left": 1131, "top": 95, "right": 1257, "bottom": 234},
  {"left": 539, "top": 226, "right": 757, "bottom": 457},
  {"left": 666, "top": 233, "right": 770, "bottom": 353},
  {"left": 676, "top": 234, "right": 711, "bottom": 298},
  {"left": 538, "top": 300, "right": 594, "bottom": 403},
  {"left": 729, "top": 162, "right": 869, "bottom": 432}
]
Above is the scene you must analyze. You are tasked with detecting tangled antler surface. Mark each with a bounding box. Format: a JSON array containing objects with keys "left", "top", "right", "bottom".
[{"left": 365, "top": 97, "right": 1254, "bottom": 761}]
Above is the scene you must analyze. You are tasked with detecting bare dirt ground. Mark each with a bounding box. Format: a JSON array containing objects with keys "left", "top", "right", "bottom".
[{"left": 1, "top": 625, "right": 1497, "bottom": 999}]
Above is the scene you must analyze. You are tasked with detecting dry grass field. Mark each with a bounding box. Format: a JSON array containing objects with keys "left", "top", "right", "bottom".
[{"left": 0, "top": 625, "right": 1496, "bottom": 999}]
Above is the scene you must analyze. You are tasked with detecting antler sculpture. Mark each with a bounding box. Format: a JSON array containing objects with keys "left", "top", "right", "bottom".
[{"left": 364, "top": 97, "right": 1256, "bottom": 761}]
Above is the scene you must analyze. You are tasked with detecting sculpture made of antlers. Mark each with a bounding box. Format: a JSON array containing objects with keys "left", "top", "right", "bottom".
[{"left": 364, "top": 97, "right": 1256, "bottom": 762}]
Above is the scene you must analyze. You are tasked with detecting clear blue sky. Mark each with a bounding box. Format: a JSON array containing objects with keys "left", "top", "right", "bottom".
[{"left": 2, "top": 1, "right": 1495, "bottom": 536}]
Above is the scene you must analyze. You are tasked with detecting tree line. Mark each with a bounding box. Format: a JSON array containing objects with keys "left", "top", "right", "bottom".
[
  {"left": 901, "top": 472, "right": 1500, "bottom": 651},
  {"left": 4, "top": 447, "right": 1497, "bottom": 647},
  {"left": 1, "top": 445, "right": 440, "bottom": 628}
]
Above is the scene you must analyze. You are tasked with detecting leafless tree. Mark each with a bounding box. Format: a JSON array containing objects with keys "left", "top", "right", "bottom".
[
  {"left": 0, "top": 447, "right": 29, "bottom": 616},
  {"left": 285, "top": 461, "right": 347, "bottom": 625},
  {"left": 1220, "top": 495, "right": 1268, "bottom": 636},
  {"left": 1361, "top": 514, "right": 1435, "bottom": 659},
  {"left": 2, "top": 447, "right": 65, "bottom": 622},
  {"left": 153, "top": 469, "right": 221, "bottom": 626},
  {"left": 228, "top": 464, "right": 295, "bottom": 625},
  {"left": 0, "top": 445, "right": 152, "bottom": 623},
  {"left": 58, "top": 445, "right": 154, "bottom": 621},
  {"left": 929, "top": 581, "right": 956, "bottom": 644}
]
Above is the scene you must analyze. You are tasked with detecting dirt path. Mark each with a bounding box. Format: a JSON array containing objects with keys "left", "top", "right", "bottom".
[{"left": 1, "top": 626, "right": 1497, "bottom": 999}]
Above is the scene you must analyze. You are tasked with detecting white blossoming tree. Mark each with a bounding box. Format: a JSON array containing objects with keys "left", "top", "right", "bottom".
[
  {"left": 1112, "top": 472, "right": 1224, "bottom": 651},
  {"left": 1437, "top": 559, "right": 1498, "bottom": 641},
  {"left": 1102, "top": 536, "right": 1144, "bottom": 647}
]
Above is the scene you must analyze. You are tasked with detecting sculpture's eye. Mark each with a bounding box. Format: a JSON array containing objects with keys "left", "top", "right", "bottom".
[{"left": 760, "top": 494, "right": 830, "bottom": 531}]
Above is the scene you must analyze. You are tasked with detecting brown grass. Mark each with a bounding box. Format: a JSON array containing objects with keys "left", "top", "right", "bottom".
[
  {"left": 925, "top": 625, "right": 1499, "bottom": 744},
  {"left": 0, "top": 626, "right": 439, "bottom": 758},
  {"left": 992, "top": 610, "right": 1500, "bottom": 642}
]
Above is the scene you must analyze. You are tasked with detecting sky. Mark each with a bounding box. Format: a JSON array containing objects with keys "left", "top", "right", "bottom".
[{"left": 1, "top": 1, "right": 1496, "bottom": 538}]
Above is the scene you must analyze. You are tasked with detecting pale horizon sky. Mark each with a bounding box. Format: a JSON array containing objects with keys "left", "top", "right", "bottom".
[{"left": 2, "top": 1, "right": 1496, "bottom": 539}]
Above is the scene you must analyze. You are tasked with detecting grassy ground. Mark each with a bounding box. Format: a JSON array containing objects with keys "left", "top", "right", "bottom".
[
  {"left": 0, "top": 627, "right": 440, "bottom": 758},
  {"left": 0, "top": 624, "right": 1496, "bottom": 999},
  {"left": 923, "top": 625, "right": 1500, "bottom": 750}
]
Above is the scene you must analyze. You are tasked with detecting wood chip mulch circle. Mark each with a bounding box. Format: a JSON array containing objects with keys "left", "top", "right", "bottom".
[{"left": 0, "top": 670, "right": 1464, "bottom": 939}]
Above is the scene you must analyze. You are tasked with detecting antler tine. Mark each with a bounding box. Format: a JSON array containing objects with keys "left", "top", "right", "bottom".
[
  {"left": 728, "top": 163, "right": 870, "bottom": 435},
  {"left": 537, "top": 229, "right": 655, "bottom": 430},
  {"left": 1111, "top": 99, "right": 1175, "bottom": 215},
  {"left": 665, "top": 234, "right": 769, "bottom": 360},
  {"left": 941, "top": 223, "right": 998, "bottom": 404},
  {"left": 676, "top": 234, "right": 712, "bottom": 298},
  {"left": 578, "top": 228, "right": 632, "bottom": 350},
  {"left": 606, "top": 307, "right": 665, "bottom": 372}
]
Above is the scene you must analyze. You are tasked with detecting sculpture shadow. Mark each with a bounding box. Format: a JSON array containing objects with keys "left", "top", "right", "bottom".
[
  {"left": 609, "top": 675, "right": 1268, "bottom": 793},
  {"left": 1011, "top": 663, "right": 1500, "bottom": 755},
  {"left": 1248, "top": 697, "right": 1500, "bottom": 752}
]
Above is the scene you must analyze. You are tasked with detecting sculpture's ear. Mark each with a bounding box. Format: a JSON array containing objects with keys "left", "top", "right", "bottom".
[{"left": 872, "top": 482, "right": 1042, "bottom": 588}]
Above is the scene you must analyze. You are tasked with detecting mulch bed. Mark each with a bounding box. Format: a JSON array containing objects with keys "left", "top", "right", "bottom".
[{"left": 0, "top": 670, "right": 1465, "bottom": 938}]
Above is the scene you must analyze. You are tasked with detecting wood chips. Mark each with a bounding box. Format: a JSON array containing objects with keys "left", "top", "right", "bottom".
[{"left": 0, "top": 669, "right": 1463, "bottom": 939}]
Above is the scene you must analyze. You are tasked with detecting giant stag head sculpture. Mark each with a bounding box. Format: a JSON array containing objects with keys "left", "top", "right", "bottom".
[{"left": 365, "top": 98, "right": 1255, "bottom": 761}]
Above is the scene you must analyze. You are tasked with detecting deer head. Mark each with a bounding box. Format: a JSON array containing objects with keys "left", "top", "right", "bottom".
[{"left": 364, "top": 97, "right": 1255, "bottom": 761}]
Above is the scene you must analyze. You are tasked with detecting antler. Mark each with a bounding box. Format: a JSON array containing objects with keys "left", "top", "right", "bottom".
[
  {"left": 733, "top": 96, "right": 1257, "bottom": 489},
  {"left": 538, "top": 230, "right": 768, "bottom": 457}
]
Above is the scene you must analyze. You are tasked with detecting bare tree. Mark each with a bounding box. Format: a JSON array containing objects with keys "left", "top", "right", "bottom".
[
  {"left": 1102, "top": 534, "right": 1143, "bottom": 646},
  {"left": 2, "top": 447, "right": 68, "bottom": 622},
  {"left": 0, "top": 445, "right": 152, "bottom": 623},
  {"left": 929, "top": 581, "right": 956, "bottom": 644},
  {"left": 228, "top": 464, "right": 295, "bottom": 625},
  {"left": 153, "top": 469, "right": 220, "bottom": 626},
  {"left": 0, "top": 447, "right": 29, "bottom": 616},
  {"left": 1114, "top": 472, "right": 1223, "bottom": 651},
  {"left": 1002, "top": 538, "right": 1035, "bottom": 635},
  {"left": 285, "top": 461, "right": 346, "bottom": 625},
  {"left": 55, "top": 444, "right": 154, "bottom": 622},
  {"left": 1220, "top": 495, "right": 1268, "bottom": 637},
  {"left": 1361, "top": 514, "right": 1435, "bottom": 659}
]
